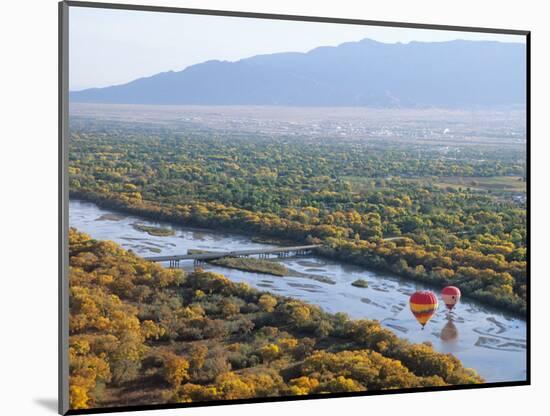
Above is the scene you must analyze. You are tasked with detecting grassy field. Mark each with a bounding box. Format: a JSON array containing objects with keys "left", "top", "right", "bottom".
[
  {"left": 345, "top": 175, "right": 525, "bottom": 195},
  {"left": 432, "top": 176, "right": 525, "bottom": 193}
]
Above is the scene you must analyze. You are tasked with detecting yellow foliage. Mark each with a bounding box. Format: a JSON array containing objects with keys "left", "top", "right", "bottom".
[
  {"left": 259, "top": 343, "right": 280, "bottom": 362},
  {"left": 216, "top": 372, "right": 255, "bottom": 400},
  {"left": 162, "top": 353, "right": 190, "bottom": 387},
  {"left": 141, "top": 320, "right": 166, "bottom": 341},
  {"left": 277, "top": 337, "right": 298, "bottom": 353},
  {"left": 69, "top": 384, "right": 90, "bottom": 409},
  {"left": 258, "top": 294, "right": 277, "bottom": 312},
  {"left": 177, "top": 383, "right": 220, "bottom": 402},
  {"left": 320, "top": 376, "right": 364, "bottom": 393},
  {"left": 66, "top": 229, "right": 483, "bottom": 408},
  {"left": 289, "top": 376, "right": 320, "bottom": 395}
]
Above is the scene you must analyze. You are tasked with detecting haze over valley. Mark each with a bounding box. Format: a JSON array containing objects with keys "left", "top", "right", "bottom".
[{"left": 70, "top": 39, "right": 526, "bottom": 108}]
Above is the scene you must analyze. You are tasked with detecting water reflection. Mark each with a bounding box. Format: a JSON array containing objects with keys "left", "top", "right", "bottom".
[{"left": 440, "top": 317, "right": 459, "bottom": 343}]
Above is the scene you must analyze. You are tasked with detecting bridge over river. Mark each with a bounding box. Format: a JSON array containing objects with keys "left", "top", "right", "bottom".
[{"left": 144, "top": 244, "right": 321, "bottom": 268}]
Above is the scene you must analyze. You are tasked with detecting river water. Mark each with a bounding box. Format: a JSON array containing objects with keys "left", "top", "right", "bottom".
[{"left": 69, "top": 199, "right": 527, "bottom": 383}]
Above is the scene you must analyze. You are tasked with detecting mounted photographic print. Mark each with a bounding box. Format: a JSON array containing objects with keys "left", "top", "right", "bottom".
[{"left": 59, "top": 1, "right": 530, "bottom": 414}]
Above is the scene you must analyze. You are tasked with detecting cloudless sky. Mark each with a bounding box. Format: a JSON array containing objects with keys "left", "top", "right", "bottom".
[{"left": 69, "top": 6, "right": 526, "bottom": 91}]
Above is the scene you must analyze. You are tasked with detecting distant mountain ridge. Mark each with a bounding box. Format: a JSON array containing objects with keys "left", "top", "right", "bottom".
[{"left": 70, "top": 38, "right": 526, "bottom": 108}]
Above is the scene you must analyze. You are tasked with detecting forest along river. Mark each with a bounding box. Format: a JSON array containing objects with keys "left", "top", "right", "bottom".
[{"left": 69, "top": 200, "right": 527, "bottom": 383}]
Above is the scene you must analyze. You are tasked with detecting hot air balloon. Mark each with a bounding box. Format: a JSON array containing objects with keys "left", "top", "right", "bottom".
[
  {"left": 409, "top": 290, "right": 438, "bottom": 329},
  {"left": 441, "top": 286, "right": 461, "bottom": 311}
]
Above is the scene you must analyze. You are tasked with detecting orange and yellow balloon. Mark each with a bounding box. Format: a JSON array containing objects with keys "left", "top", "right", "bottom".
[{"left": 409, "top": 290, "right": 438, "bottom": 329}]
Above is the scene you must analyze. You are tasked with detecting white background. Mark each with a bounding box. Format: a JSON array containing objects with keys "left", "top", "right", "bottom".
[{"left": 1, "top": 0, "right": 547, "bottom": 415}]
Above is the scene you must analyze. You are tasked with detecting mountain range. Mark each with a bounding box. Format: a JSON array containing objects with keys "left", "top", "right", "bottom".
[{"left": 69, "top": 38, "right": 526, "bottom": 108}]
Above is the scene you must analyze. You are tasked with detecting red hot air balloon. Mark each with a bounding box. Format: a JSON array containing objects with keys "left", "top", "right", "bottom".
[
  {"left": 409, "top": 291, "right": 438, "bottom": 329},
  {"left": 441, "top": 286, "right": 461, "bottom": 311}
]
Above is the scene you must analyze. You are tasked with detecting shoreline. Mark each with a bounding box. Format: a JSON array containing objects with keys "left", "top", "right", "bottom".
[{"left": 68, "top": 195, "right": 526, "bottom": 320}]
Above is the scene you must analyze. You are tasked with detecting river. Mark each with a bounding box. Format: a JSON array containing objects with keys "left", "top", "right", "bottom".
[{"left": 69, "top": 199, "right": 527, "bottom": 383}]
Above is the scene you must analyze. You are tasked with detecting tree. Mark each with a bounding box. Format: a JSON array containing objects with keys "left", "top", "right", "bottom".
[
  {"left": 320, "top": 376, "right": 364, "bottom": 393},
  {"left": 260, "top": 343, "right": 280, "bottom": 363},
  {"left": 220, "top": 298, "right": 240, "bottom": 317},
  {"left": 216, "top": 372, "right": 254, "bottom": 400},
  {"left": 141, "top": 320, "right": 165, "bottom": 340},
  {"left": 70, "top": 384, "right": 90, "bottom": 409},
  {"left": 162, "top": 353, "right": 190, "bottom": 388},
  {"left": 288, "top": 376, "right": 319, "bottom": 395},
  {"left": 188, "top": 344, "right": 208, "bottom": 372},
  {"left": 258, "top": 294, "right": 277, "bottom": 312}
]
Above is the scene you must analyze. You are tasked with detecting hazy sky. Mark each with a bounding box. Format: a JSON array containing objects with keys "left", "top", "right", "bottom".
[{"left": 69, "top": 6, "right": 526, "bottom": 91}]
